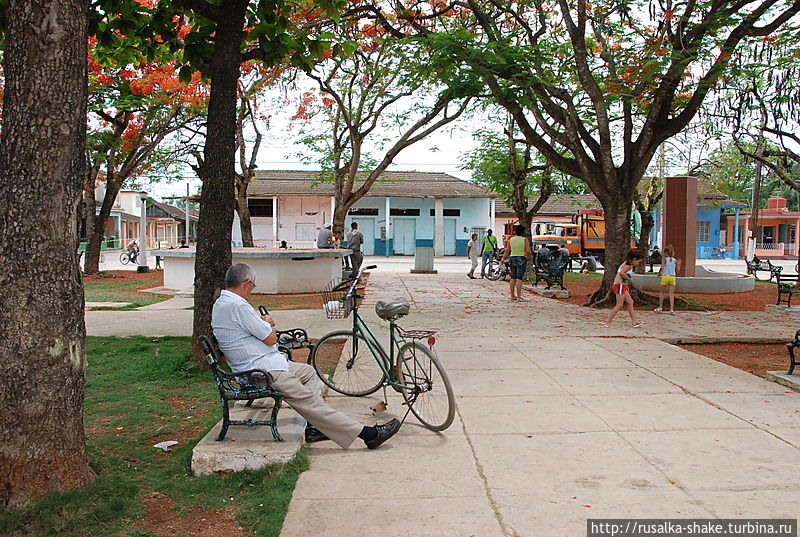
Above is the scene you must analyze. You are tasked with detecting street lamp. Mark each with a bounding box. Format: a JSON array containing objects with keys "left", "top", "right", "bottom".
[{"left": 138, "top": 191, "right": 150, "bottom": 273}]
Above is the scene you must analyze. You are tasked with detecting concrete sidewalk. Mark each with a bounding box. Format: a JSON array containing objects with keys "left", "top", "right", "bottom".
[
  {"left": 82, "top": 264, "right": 800, "bottom": 536},
  {"left": 278, "top": 269, "right": 799, "bottom": 537}
]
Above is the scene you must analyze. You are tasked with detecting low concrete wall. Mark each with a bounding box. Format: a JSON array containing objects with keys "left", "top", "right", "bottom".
[
  {"left": 631, "top": 266, "right": 755, "bottom": 293},
  {"left": 153, "top": 248, "right": 350, "bottom": 294}
]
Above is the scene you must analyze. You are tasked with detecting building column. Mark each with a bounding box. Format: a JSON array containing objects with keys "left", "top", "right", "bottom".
[
  {"left": 273, "top": 196, "right": 279, "bottom": 246},
  {"left": 733, "top": 208, "right": 741, "bottom": 259},
  {"left": 385, "top": 197, "right": 391, "bottom": 258},
  {"left": 489, "top": 199, "right": 495, "bottom": 231},
  {"left": 330, "top": 196, "right": 336, "bottom": 226},
  {"left": 434, "top": 198, "right": 444, "bottom": 257}
]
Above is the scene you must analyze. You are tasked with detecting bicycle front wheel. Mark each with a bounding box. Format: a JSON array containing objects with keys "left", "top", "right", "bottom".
[
  {"left": 311, "top": 330, "right": 386, "bottom": 396},
  {"left": 396, "top": 342, "right": 455, "bottom": 431},
  {"left": 119, "top": 252, "right": 130, "bottom": 265},
  {"left": 486, "top": 260, "right": 503, "bottom": 281}
]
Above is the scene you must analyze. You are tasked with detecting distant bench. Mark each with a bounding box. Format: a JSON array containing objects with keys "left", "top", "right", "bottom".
[{"left": 746, "top": 258, "right": 782, "bottom": 281}]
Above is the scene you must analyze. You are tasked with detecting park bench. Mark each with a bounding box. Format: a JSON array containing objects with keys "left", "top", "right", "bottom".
[
  {"left": 785, "top": 329, "right": 800, "bottom": 375},
  {"left": 534, "top": 258, "right": 568, "bottom": 290},
  {"left": 776, "top": 273, "right": 800, "bottom": 307},
  {"left": 746, "top": 257, "right": 783, "bottom": 281},
  {"left": 198, "top": 328, "right": 314, "bottom": 442}
]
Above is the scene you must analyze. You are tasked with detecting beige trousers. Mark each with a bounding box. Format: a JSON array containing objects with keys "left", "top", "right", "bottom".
[{"left": 268, "top": 361, "right": 363, "bottom": 448}]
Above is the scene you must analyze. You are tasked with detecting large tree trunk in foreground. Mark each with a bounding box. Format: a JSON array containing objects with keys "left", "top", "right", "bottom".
[
  {"left": 587, "top": 195, "right": 635, "bottom": 306},
  {"left": 635, "top": 206, "right": 656, "bottom": 274},
  {"left": 192, "top": 1, "right": 246, "bottom": 364},
  {"left": 0, "top": 0, "right": 93, "bottom": 507}
]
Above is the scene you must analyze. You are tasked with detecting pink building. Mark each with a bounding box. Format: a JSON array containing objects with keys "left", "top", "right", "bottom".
[{"left": 725, "top": 196, "right": 800, "bottom": 258}]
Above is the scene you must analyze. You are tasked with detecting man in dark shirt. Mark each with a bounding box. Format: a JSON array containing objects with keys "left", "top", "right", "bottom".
[{"left": 347, "top": 222, "right": 364, "bottom": 277}]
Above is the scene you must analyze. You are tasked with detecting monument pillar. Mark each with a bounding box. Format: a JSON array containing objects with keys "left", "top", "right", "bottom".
[{"left": 662, "top": 176, "right": 697, "bottom": 277}]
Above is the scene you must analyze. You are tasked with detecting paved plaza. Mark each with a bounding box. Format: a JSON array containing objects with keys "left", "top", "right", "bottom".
[{"left": 85, "top": 258, "right": 800, "bottom": 537}]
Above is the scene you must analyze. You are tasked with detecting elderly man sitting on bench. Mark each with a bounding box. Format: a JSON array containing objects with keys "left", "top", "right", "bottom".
[{"left": 212, "top": 262, "right": 400, "bottom": 449}]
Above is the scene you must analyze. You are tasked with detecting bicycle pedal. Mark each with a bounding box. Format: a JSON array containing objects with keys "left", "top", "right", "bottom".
[{"left": 370, "top": 401, "right": 388, "bottom": 414}]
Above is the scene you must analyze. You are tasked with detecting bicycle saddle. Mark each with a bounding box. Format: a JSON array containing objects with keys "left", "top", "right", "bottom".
[{"left": 375, "top": 300, "right": 410, "bottom": 320}]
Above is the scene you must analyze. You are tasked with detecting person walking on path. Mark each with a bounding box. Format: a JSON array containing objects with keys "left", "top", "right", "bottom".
[
  {"left": 480, "top": 229, "right": 498, "bottom": 278},
  {"left": 347, "top": 221, "right": 364, "bottom": 277},
  {"left": 466, "top": 233, "right": 479, "bottom": 279},
  {"left": 212, "top": 262, "right": 401, "bottom": 449},
  {"left": 503, "top": 225, "right": 533, "bottom": 300},
  {"left": 604, "top": 250, "right": 645, "bottom": 327},
  {"left": 654, "top": 245, "right": 681, "bottom": 314}
]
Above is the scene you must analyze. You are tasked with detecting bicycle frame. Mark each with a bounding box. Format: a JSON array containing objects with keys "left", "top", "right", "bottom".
[
  {"left": 337, "top": 265, "right": 421, "bottom": 391},
  {"left": 349, "top": 309, "right": 417, "bottom": 391}
]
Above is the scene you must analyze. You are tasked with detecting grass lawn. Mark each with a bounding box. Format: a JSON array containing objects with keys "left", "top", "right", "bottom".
[
  {"left": 83, "top": 271, "right": 171, "bottom": 309},
  {"left": 0, "top": 337, "right": 307, "bottom": 537}
]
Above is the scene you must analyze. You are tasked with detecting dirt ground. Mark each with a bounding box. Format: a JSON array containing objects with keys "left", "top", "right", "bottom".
[
  {"left": 562, "top": 274, "right": 779, "bottom": 312},
  {"left": 135, "top": 492, "right": 250, "bottom": 537},
  {"left": 680, "top": 343, "right": 795, "bottom": 382}
]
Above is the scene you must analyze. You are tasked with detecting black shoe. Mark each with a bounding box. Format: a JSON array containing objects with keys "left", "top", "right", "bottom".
[
  {"left": 365, "top": 418, "right": 401, "bottom": 450},
  {"left": 304, "top": 425, "right": 329, "bottom": 443}
]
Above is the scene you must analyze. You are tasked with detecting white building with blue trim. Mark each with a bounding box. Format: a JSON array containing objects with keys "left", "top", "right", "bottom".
[{"left": 235, "top": 170, "right": 495, "bottom": 256}]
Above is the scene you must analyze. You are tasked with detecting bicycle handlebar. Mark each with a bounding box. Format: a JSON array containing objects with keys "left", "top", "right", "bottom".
[{"left": 343, "top": 264, "right": 377, "bottom": 300}]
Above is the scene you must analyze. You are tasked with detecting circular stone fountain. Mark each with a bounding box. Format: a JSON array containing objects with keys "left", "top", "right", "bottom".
[{"left": 630, "top": 266, "right": 755, "bottom": 293}]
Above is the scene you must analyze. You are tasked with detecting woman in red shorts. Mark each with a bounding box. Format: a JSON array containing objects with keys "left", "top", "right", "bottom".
[{"left": 604, "top": 250, "right": 645, "bottom": 327}]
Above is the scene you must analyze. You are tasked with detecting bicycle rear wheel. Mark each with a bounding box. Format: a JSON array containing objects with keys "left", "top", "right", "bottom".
[
  {"left": 486, "top": 260, "right": 503, "bottom": 281},
  {"left": 395, "top": 342, "right": 455, "bottom": 431},
  {"left": 311, "top": 330, "right": 385, "bottom": 396},
  {"left": 119, "top": 252, "right": 130, "bottom": 265}
]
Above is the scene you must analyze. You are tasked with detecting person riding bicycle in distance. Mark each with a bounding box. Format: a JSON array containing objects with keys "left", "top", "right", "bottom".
[{"left": 212, "top": 262, "right": 400, "bottom": 449}]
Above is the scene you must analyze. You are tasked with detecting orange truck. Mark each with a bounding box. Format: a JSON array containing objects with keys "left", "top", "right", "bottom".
[{"left": 530, "top": 211, "right": 608, "bottom": 259}]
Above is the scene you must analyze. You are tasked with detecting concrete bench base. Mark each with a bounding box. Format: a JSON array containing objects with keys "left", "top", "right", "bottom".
[
  {"left": 765, "top": 371, "right": 800, "bottom": 391},
  {"left": 191, "top": 401, "right": 305, "bottom": 476}
]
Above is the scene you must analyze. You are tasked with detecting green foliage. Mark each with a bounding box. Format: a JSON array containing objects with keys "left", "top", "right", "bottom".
[
  {"left": 0, "top": 337, "right": 307, "bottom": 537},
  {"left": 461, "top": 126, "right": 588, "bottom": 203}
]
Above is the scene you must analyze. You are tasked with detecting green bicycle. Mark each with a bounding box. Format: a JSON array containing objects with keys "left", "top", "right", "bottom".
[{"left": 310, "top": 265, "right": 455, "bottom": 431}]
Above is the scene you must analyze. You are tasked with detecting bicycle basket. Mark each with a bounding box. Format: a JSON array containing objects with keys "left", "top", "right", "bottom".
[{"left": 321, "top": 277, "right": 355, "bottom": 319}]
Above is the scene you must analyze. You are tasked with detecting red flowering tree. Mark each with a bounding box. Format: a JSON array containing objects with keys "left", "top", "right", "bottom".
[
  {"left": 83, "top": 44, "right": 208, "bottom": 274},
  {"left": 364, "top": 0, "right": 800, "bottom": 303}
]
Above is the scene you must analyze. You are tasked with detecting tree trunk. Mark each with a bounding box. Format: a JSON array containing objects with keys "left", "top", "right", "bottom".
[
  {"left": 84, "top": 178, "right": 123, "bottom": 275},
  {"left": 82, "top": 175, "right": 96, "bottom": 273},
  {"left": 587, "top": 196, "right": 633, "bottom": 306},
  {"left": 235, "top": 183, "right": 254, "bottom": 247},
  {"left": 332, "top": 201, "right": 350, "bottom": 243},
  {"left": 0, "top": 0, "right": 93, "bottom": 508},
  {"left": 635, "top": 208, "right": 655, "bottom": 274},
  {"left": 191, "top": 1, "right": 246, "bottom": 364}
]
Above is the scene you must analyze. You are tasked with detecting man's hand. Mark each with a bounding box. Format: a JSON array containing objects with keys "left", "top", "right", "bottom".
[{"left": 261, "top": 314, "right": 276, "bottom": 326}]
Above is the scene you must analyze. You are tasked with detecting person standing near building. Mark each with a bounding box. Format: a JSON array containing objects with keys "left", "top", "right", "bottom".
[
  {"left": 480, "top": 229, "right": 498, "bottom": 278},
  {"left": 347, "top": 221, "right": 364, "bottom": 277},
  {"left": 466, "top": 233, "right": 479, "bottom": 279},
  {"left": 503, "top": 225, "right": 533, "bottom": 300}
]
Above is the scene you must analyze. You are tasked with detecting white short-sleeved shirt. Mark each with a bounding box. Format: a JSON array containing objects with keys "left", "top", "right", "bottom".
[
  {"left": 467, "top": 239, "right": 479, "bottom": 259},
  {"left": 211, "top": 290, "right": 288, "bottom": 373}
]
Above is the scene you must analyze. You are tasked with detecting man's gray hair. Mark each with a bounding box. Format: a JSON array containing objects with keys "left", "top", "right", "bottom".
[{"left": 225, "top": 262, "right": 255, "bottom": 288}]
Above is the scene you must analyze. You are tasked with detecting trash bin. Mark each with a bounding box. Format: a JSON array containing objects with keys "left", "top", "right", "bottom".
[{"left": 410, "top": 246, "right": 437, "bottom": 274}]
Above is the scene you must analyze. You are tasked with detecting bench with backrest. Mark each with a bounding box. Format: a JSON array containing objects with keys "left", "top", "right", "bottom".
[
  {"left": 198, "top": 327, "right": 315, "bottom": 442},
  {"left": 776, "top": 273, "right": 800, "bottom": 307},
  {"left": 534, "top": 256, "right": 568, "bottom": 290},
  {"left": 746, "top": 257, "right": 782, "bottom": 281},
  {"left": 198, "top": 334, "right": 285, "bottom": 442}
]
